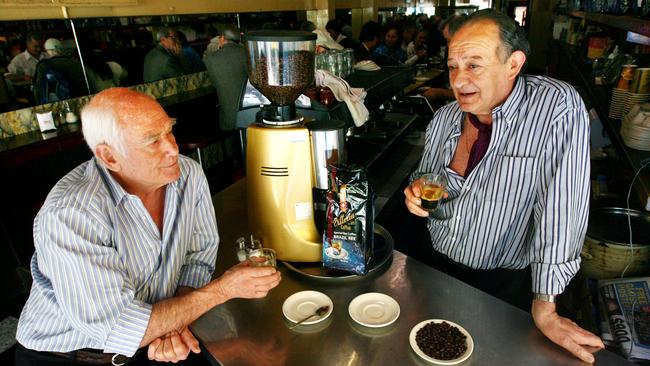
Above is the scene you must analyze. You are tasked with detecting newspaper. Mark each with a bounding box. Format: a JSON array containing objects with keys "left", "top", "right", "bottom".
[{"left": 598, "top": 277, "right": 650, "bottom": 362}]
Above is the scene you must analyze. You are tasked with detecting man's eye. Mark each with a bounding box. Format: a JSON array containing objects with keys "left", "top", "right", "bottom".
[
  {"left": 448, "top": 65, "right": 457, "bottom": 71},
  {"left": 469, "top": 64, "right": 481, "bottom": 69}
]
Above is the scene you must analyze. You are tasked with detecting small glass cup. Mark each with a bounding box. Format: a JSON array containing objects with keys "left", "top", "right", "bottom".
[
  {"left": 419, "top": 173, "right": 447, "bottom": 212},
  {"left": 247, "top": 248, "right": 277, "bottom": 268}
]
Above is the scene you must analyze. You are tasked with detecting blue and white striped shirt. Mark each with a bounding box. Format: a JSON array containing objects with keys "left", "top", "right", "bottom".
[
  {"left": 412, "top": 75, "right": 590, "bottom": 295},
  {"left": 16, "top": 155, "right": 219, "bottom": 356}
]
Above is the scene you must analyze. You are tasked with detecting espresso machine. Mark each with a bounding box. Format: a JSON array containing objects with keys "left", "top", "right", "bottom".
[{"left": 244, "top": 31, "right": 346, "bottom": 262}]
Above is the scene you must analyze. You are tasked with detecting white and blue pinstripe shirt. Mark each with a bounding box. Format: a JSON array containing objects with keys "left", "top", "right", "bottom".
[
  {"left": 16, "top": 155, "right": 219, "bottom": 356},
  {"left": 412, "top": 75, "right": 590, "bottom": 296}
]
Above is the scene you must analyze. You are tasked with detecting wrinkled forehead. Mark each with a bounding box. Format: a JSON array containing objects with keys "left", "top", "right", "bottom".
[
  {"left": 449, "top": 21, "right": 501, "bottom": 56},
  {"left": 119, "top": 99, "right": 168, "bottom": 132}
]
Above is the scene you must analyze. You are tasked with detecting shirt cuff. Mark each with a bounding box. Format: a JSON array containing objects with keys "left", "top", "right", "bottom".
[
  {"left": 178, "top": 264, "right": 213, "bottom": 289},
  {"left": 104, "top": 299, "right": 152, "bottom": 356},
  {"left": 530, "top": 258, "right": 581, "bottom": 295}
]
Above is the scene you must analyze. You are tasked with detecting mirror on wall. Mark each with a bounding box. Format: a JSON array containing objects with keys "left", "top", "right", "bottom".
[
  {"left": 0, "top": 10, "right": 303, "bottom": 115},
  {"left": 74, "top": 11, "right": 302, "bottom": 88},
  {"left": 0, "top": 19, "right": 87, "bottom": 113}
]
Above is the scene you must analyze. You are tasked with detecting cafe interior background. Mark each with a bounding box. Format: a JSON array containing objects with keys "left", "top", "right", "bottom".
[{"left": 1, "top": 0, "right": 650, "bottom": 363}]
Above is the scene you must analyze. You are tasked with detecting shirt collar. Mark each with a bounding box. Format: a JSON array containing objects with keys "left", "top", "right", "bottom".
[
  {"left": 93, "top": 157, "right": 181, "bottom": 206},
  {"left": 94, "top": 158, "right": 129, "bottom": 206},
  {"left": 23, "top": 50, "right": 44, "bottom": 62},
  {"left": 492, "top": 75, "right": 526, "bottom": 125}
]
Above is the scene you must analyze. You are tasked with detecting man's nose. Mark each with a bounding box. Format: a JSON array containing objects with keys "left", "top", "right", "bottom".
[
  {"left": 164, "top": 133, "right": 179, "bottom": 155},
  {"left": 452, "top": 68, "right": 469, "bottom": 89}
]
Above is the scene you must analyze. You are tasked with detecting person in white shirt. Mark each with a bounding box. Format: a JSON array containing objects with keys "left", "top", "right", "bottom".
[
  {"left": 5, "top": 32, "right": 46, "bottom": 82},
  {"left": 406, "top": 30, "right": 428, "bottom": 64}
]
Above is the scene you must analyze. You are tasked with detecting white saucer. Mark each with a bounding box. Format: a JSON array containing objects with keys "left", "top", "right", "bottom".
[
  {"left": 282, "top": 291, "right": 333, "bottom": 325},
  {"left": 409, "top": 319, "right": 474, "bottom": 365},
  {"left": 325, "top": 247, "right": 348, "bottom": 260},
  {"left": 348, "top": 293, "right": 400, "bottom": 327},
  {"left": 354, "top": 60, "right": 381, "bottom": 71}
]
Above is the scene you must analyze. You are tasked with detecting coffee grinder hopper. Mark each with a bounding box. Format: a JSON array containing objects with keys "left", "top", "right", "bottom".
[
  {"left": 244, "top": 31, "right": 317, "bottom": 125},
  {"left": 245, "top": 30, "right": 324, "bottom": 262}
]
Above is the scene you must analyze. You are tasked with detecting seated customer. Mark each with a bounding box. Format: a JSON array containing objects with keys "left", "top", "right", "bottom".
[
  {"left": 353, "top": 21, "right": 382, "bottom": 63},
  {"left": 204, "top": 27, "right": 248, "bottom": 131},
  {"left": 15, "top": 88, "right": 281, "bottom": 365},
  {"left": 143, "top": 27, "right": 190, "bottom": 83},
  {"left": 177, "top": 30, "right": 206, "bottom": 74},
  {"left": 406, "top": 30, "right": 428, "bottom": 64},
  {"left": 32, "top": 38, "right": 87, "bottom": 103},
  {"left": 373, "top": 26, "right": 410, "bottom": 66},
  {"left": 83, "top": 49, "right": 128, "bottom": 93},
  {"left": 4, "top": 32, "right": 45, "bottom": 83},
  {"left": 326, "top": 20, "right": 355, "bottom": 49}
]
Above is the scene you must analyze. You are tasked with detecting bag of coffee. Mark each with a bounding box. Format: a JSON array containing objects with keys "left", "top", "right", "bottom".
[{"left": 322, "top": 165, "right": 374, "bottom": 275}]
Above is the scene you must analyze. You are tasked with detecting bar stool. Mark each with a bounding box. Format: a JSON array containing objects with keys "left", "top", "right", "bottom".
[{"left": 175, "top": 126, "right": 220, "bottom": 169}]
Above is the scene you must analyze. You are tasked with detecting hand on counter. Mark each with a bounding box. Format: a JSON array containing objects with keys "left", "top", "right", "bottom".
[
  {"left": 214, "top": 261, "right": 282, "bottom": 300},
  {"left": 147, "top": 326, "right": 200, "bottom": 363},
  {"left": 532, "top": 299, "right": 604, "bottom": 364}
]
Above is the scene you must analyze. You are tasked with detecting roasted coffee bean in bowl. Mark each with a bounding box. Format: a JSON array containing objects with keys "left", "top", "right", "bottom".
[{"left": 409, "top": 319, "right": 474, "bottom": 365}]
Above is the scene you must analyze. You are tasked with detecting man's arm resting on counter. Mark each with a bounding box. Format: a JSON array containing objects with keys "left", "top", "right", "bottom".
[{"left": 139, "top": 264, "right": 280, "bottom": 348}]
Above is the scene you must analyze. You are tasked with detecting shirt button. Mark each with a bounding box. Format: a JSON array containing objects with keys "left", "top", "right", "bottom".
[
  {"left": 451, "top": 236, "right": 456, "bottom": 241},
  {"left": 456, "top": 215, "right": 461, "bottom": 221}
]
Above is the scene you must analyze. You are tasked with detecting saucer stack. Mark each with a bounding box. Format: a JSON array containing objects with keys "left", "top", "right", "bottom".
[
  {"left": 620, "top": 103, "right": 650, "bottom": 151},
  {"left": 609, "top": 88, "right": 627, "bottom": 119},
  {"left": 623, "top": 91, "right": 650, "bottom": 117}
]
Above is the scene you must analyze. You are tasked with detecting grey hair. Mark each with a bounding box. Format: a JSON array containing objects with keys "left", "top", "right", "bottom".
[
  {"left": 222, "top": 27, "right": 241, "bottom": 44},
  {"left": 81, "top": 101, "right": 126, "bottom": 156},
  {"left": 155, "top": 27, "right": 174, "bottom": 42},
  {"left": 460, "top": 9, "right": 530, "bottom": 63}
]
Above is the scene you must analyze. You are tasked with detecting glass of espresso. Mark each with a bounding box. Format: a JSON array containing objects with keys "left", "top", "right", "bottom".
[{"left": 419, "top": 173, "right": 447, "bottom": 212}]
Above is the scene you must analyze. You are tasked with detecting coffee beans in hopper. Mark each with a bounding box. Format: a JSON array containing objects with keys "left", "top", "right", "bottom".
[
  {"left": 248, "top": 51, "right": 314, "bottom": 106},
  {"left": 415, "top": 321, "right": 467, "bottom": 360}
]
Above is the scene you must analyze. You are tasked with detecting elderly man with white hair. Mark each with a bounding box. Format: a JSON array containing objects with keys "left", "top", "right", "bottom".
[{"left": 15, "top": 88, "right": 281, "bottom": 365}]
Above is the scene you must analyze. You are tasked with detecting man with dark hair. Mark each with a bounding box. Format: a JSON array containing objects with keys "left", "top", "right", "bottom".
[
  {"left": 326, "top": 19, "right": 355, "bottom": 49},
  {"left": 353, "top": 21, "right": 382, "bottom": 62},
  {"left": 143, "top": 27, "right": 190, "bottom": 83},
  {"left": 176, "top": 31, "right": 206, "bottom": 74},
  {"left": 204, "top": 27, "right": 221, "bottom": 57},
  {"left": 204, "top": 26, "right": 248, "bottom": 131},
  {"left": 404, "top": 9, "right": 604, "bottom": 363},
  {"left": 5, "top": 32, "right": 45, "bottom": 82}
]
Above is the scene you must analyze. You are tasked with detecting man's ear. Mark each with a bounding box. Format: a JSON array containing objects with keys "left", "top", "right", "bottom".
[
  {"left": 507, "top": 50, "right": 526, "bottom": 80},
  {"left": 95, "top": 144, "right": 120, "bottom": 172}
]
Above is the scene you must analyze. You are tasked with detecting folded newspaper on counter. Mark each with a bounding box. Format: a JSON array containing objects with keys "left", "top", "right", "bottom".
[{"left": 598, "top": 277, "right": 650, "bottom": 362}]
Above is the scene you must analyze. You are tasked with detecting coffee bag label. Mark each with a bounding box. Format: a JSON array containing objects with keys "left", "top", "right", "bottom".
[{"left": 322, "top": 165, "right": 374, "bottom": 275}]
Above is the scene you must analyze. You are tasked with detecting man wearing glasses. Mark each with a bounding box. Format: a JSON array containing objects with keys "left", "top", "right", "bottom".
[{"left": 143, "top": 27, "right": 190, "bottom": 83}]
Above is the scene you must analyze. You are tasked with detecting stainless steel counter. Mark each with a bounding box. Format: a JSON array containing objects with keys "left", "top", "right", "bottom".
[{"left": 192, "top": 180, "right": 632, "bottom": 366}]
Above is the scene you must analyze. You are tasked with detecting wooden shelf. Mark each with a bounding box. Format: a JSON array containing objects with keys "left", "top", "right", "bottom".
[
  {"left": 568, "top": 10, "right": 650, "bottom": 37},
  {"left": 556, "top": 42, "right": 650, "bottom": 206}
]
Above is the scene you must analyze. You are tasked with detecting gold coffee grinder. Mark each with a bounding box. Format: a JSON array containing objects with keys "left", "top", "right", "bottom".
[{"left": 244, "top": 31, "right": 346, "bottom": 262}]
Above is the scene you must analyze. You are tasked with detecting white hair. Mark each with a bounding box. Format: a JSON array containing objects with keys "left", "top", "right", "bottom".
[{"left": 81, "top": 100, "right": 126, "bottom": 156}]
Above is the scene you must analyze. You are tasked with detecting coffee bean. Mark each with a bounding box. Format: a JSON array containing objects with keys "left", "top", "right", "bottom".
[
  {"left": 415, "top": 321, "right": 467, "bottom": 360},
  {"left": 248, "top": 50, "right": 314, "bottom": 105}
]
